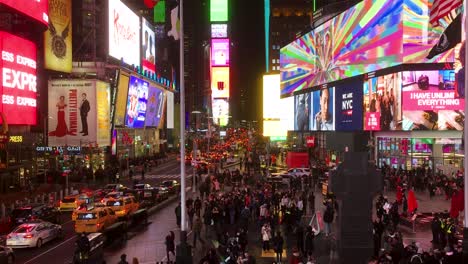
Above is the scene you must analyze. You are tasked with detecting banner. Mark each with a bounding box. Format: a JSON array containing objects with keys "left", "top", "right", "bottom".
[
  {"left": 142, "top": 18, "right": 156, "bottom": 74},
  {"left": 125, "top": 76, "right": 149, "bottom": 128},
  {"left": 96, "top": 81, "right": 111, "bottom": 146},
  {"left": 166, "top": 91, "right": 174, "bottom": 129},
  {"left": 145, "top": 85, "right": 164, "bottom": 127},
  {"left": 44, "top": 0, "right": 72, "bottom": 73},
  {"left": 334, "top": 79, "right": 363, "bottom": 131},
  {"left": 114, "top": 73, "right": 129, "bottom": 126},
  {"left": 48, "top": 80, "right": 98, "bottom": 146}
]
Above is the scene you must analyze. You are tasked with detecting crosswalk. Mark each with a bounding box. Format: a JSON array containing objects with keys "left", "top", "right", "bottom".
[{"left": 143, "top": 174, "right": 193, "bottom": 180}]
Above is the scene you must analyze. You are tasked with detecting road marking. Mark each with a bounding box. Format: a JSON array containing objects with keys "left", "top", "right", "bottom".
[
  {"left": 23, "top": 235, "right": 76, "bottom": 264},
  {"left": 160, "top": 230, "right": 192, "bottom": 262}
]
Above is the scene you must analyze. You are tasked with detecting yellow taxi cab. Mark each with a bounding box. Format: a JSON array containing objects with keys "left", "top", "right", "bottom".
[
  {"left": 74, "top": 207, "right": 117, "bottom": 233},
  {"left": 104, "top": 196, "right": 139, "bottom": 219},
  {"left": 59, "top": 195, "right": 79, "bottom": 212}
]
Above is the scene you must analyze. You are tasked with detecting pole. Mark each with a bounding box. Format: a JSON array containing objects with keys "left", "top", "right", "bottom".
[
  {"left": 463, "top": 0, "right": 468, "bottom": 260},
  {"left": 192, "top": 133, "right": 197, "bottom": 193},
  {"left": 176, "top": 0, "right": 192, "bottom": 263}
]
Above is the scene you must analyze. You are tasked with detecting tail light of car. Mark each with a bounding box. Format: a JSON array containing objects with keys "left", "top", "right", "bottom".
[
  {"left": 96, "top": 223, "right": 101, "bottom": 228},
  {"left": 24, "top": 234, "right": 34, "bottom": 239}
]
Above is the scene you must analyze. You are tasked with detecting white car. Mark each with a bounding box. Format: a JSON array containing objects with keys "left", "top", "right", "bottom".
[{"left": 6, "top": 221, "right": 62, "bottom": 248}]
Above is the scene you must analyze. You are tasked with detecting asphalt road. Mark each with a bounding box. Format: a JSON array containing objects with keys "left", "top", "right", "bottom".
[{"left": 13, "top": 158, "right": 193, "bottom": 264}]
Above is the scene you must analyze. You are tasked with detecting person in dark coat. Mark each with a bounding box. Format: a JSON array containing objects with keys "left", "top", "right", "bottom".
[
  {"left": 304, "top": 226, "right": 315, "bottom": 258},
  {"left": 431, "top": 213, "right": 441, "bottom": 246},
  {"left": 308, "top": 192, "right": 315, "bottom": 214},
  {"left": 165, "top": 231, "right": 175, "bottom": 262},
  {"left": 296, "top": 224, "right": 304, "bottom": 254},
  {"left": 273, "top": 232, "right": 284, "bottom": 263},
  {"left": 175, "top": 203, "right": 181, "bottom": 227}
]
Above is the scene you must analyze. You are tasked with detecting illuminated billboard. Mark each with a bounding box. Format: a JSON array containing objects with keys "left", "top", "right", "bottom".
[
  {"left": 166, "top": 91, "right": 174, "bottom": 129},
  {"left": 263, "top": 74, "right": 290, "bottom": 137},
  {"left": 142, "top": 18, "right": 156, "bottom": 74},
  {"left": 263, "top": 74, "right": 281, "bottom": 118},
  {"left": 210, "top": 0, "right": 228, "bottom": 22},
  {"left": 125, "top": 76, "right": 149, "bottom": 128},
  {"left": 48, "top": 80, "right": 110, "bottom": 146},
  {"left": 211, "top": 24, "right": 228, "bottom": 38},
  {"left": 145, "top": 85, "right": 165, "bottom": 127},
  {"left": 108, "top": 0, "right": 140, "bottom": 67},
  {"left": 0, "top": 31, "right": 38, "bottom": 125},
  {"left": 44, "top": 0, "right": 72, "bottom": 73},
  {"left": 310, "top": 87, "right": 335, "bottom": 131},
  {"left": 211, "top": 67, "right": 230, "bottom": 98},
  {"left": 334, "top": 79, "right": 363, "bottom": 131},
  {"left": 212, "top": 98, "right": 229, "bottom": 126},
  {"left": 0, "top": 0, "right": 49, "bottom": 26},
  {"left": 211, "top": 38, "right": 229, "bottom": 66},
  {"left": 115, "top": 73, "right": 129, "bottom": 127}
]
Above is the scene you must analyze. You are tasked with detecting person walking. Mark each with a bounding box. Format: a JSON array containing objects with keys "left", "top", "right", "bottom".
[
  {"left": 323, "top": 202, "right": 334, "bottom": 236},
  {"left": 308, "top": 192, "right": 315, "bottom": 215},
  {"left": 304, "top": 225, "right": 315, "bottom": 258},
  {"left": 273, "top": 232, "right": 284, "bottom": 263},
  {"left": 296, "top": 224, "right": 304, "bottom": 254},
  {"left": 261, "top": 222, "right": 272, "bottom": 252},
  {"left": 165, "top": 231, "right": 175, "bottom": 262},
  {"left": 192, "top": 215, "right": 204, "bottom": 248}
]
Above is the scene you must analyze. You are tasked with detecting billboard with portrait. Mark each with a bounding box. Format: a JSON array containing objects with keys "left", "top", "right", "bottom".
[
  {"left": 334, "top": 79, "right": 363, "bottom": 131},
  {"left": 401, "top": 70, "right": 464, "bottom": 130},
  {"left": 0, "top": 31, "right": 37, "bottom": 125},
  {"left": 211, "top": 39, "right": 229, "bottom": 67},
  {"left": 280, "top": 0, "right": 403, "bottom": 96},
  {"left": 44, "top": 0, "right": 72, "bottom": 73},
  {"left": 294, "top": 93, "right": 310, "bottom": 131},
  {"left": 145, "top": 85, "right": 165, "bottom": 127},
  {"left": 142, "top": 18, "right": 156, "bottom": 74},
  {"left": 48, "top": 80, "right": 98, "bottom": 146},
  {"left": 311, "top": 87, "right": 335, "bottom": 131},
  {"left": 363, "top": 73, "right": 402, "bottom": 131},
  {"left": 108, "top": 0, "right": 140, "bottom": 67},
  {"left": 211, "top": 67, "right": 229, "bottom": 98},
  {"left": 125, "top": 76, "right": 149, "bottom": 128},
  {"left": 0, "top": 0, "right": 49, "bottom": 26},
  {"left": 114, "top": 73, "right": 129, "bottom": 127}
]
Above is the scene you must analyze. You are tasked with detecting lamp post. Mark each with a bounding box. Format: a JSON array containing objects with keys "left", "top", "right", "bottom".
[{"left": 191, "top": 110, "right": 201, "bottom": 193}]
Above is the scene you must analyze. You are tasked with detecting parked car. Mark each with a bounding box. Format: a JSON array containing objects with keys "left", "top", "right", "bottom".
[
  {"left": 6, "top": 221, "right": 62, "bottom": 248},
  {"left": 102, "top": 196, "right": 139, "bottom": 219},
  {"left": 74, "top": 207, "right": 117, "bottom": 233},
  {"left": 11, "top": 204, "right": 61, "bottom": 226},
  {"left": 0, "top": 245, "right": 14, "bottom": 264}
]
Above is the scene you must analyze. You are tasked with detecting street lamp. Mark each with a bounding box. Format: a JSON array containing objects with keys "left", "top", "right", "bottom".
[{"left": 191, "top": 110, "right": 202, "bottom": 193}]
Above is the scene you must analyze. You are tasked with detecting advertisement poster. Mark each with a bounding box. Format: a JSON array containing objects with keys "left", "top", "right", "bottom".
[
  {"left": 48, "top": 80, "right": 97, "bottom": 146},
  {"left": 115, "top": 73, "right": 129, "bottom": 126},
  {"left": 311, "top": 87, "right": 335, "bottom": 131},
  {"left": 401, "top": 70, "right": 464, "bottom": 131},
  {"left": 212, "top": 98, "right": 229, "bottom": 126},
  {"left": 125, "top": 76, "right": 149, "bottom": 128},
  {"left": 0, "top": 0, "right": 49, "bottom": 26},
  {"left": 44, "top": 0, "right": 72, "bottom": 73},
  {"left": 166, "top": 91, "right": 174, "bottom": 129},
  {"left": 294, "top": 93, "right": 310, "bottom": 131},
  {"left": 280, "top": 0, "right": 402, "bottom": 96},
  {"left": 363, "top": 73, "right": 402, "bottom": 131},
  {"left": 211, "top": 24, "right": 228, "bottom": 38},
  {"left": 145, "top": 86, "right": 164, "bottom": 127},
  {"left": 141, "top": 18, "right": 156, "bottom": 74},
  {"left": 96, "top": 81, "right": 111, "bottom": 146},
  {"left": 108, "top": 0, "right": 140, "bottom": 67},
  {"left": 334, "top": 79, "right": 363, "bottom": 131},
  {"left": 211, "top": 67, "right": 230, "bottom": 98},
  {"left": 211, "top": 39, "right": 229, "bottom": 66},
  {"left": 0, "top": 31, "right": 37, "bottom": 125}
]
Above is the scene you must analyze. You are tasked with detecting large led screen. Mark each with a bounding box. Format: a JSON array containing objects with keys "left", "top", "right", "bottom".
[
  {"left": 96, "top": 81, "right": 111, "bottom": 146},
  {"left": 0, "top": 0, "right": 49, "bottom": 26},
  {"left": 210, "top": 0, "right": 228, "bottom": 22},
  {"left": 0, "top": 31, "right": 37, "bottom": 125},
  {"left": 211, "top": 39, "right": 229, "bottom": 66},
  {"left": 142, "top": 18, "right": 156, "bottom": 74},
  {"left": 401, "top": 70, "right": 464, "bottom": 131},
  {"left": 263, "top": 74, "right": 281, "bottom": 118},
  {"left": 363, "top": 73, "right": 402, "bottom": 131},
  {"left": 334, "top": 79, "right": 363, "bottom": 131},
  {"left": 145, "top": 85, "right": 165, "bottom": 127},
  {"left": 125, "top": 76, "right": 149, "bottom": 128},
  {"left": 294, "top": 93, "right": 310, "bottom": 131},
  {"left": 280, "top": 0, "right": 403, "bottom": 96},
  {"left": 166, "top": 91, "right": 174, "bottom": 129},
  {"left": 108, "top": 0, "right": 140, "bottom": 67},
  {"left": 211, "top": 67, "right": 230, "bottom": 98},
  {"left": 115, "top": 73, "right": 129, "bottom": 127},
  {"left": 311, "top": 87, "right": 335, "bottom": 131},
  {"left": 212, "top": 98, "right": 229, "bottom": 126},
  {"left": 211, "top": 24, "right": 228, "bottom": 38}
]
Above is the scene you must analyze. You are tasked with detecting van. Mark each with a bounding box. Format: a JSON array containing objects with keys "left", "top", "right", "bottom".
[{"left": 74, "top": 207, "right": 117, "bottom": 233}]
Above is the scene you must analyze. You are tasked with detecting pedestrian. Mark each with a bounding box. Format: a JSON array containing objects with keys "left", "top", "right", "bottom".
[
  {"left": 261, "top": 222, "right": 271, "bottom": 252},
  {"left": 193, "top": 215, "right": 204, "bottom": 248},
  {"left": 296, "top": 224, "right": 304, "bottom": 254},
  {"left": 115, "top": 172, "right": 120, "bottom": 183},
  {"left": 308, "top": 192, "right": 315, "bottom": 214},
  {"left": 304, "top": 225, "right": 315, "bottom": 258},
  {"left": 431, "top": 213, "right": 441, "bottom": 246},
  {"left": 118, "top": 254, "right": 129, "bottom": 264},
  {"left": 273, "top": 232, "right": 284, "bottom": 263},
  {"left": 165, "top": 231, "right": 175, "bottom": 262},
  {"left": 323, "top": 202, "right": 334, "bottom": 236},
  {"left": 132, "top": 257, "right": 139, "bottom": 264}
]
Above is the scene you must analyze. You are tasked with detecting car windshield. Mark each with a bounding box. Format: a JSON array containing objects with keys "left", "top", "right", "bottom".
[
  {"left": 106, "top": 200, "right": 123, "bottom": 206},
  {"left": 162, "top": 182, "right": 172, "bottom": 187},
  {"left": 62, "top": 197, "right": 76, "bottom": 203},
  {"left": 77, "top": 213, "right": 97, "bottom": 220},
  {"left": 12, "top": 209, "right": 32, "bottom": 218},
  {"left": 14, "top": 225, "right": 36, "bottom": 233}
]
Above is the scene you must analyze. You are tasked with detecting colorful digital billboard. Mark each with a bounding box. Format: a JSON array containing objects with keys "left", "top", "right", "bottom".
[
  {"left": 211, "top": 67, "right": 230, "bottom": 98},
  {"left": 263, "top": 74, "right": 291, "bottom": 137},
  {"left": 311, "top": 87, "right": 335, "bottom": 131},
  {"left": 44, "top": 0, "right": 72, "bottom": 73},
  {"left": 213, "top": 98, "right": 229, "bottom": 126},
  {"left": 211, "top": 38, "right": 230, "bottom": 66},
  {"left": 115, "top": 73, "right": 129, "bottom": 127},
  {"left": 280, "top": 0, "right": 403, "bottom": 96},
  {"left": 125, "top": 76, "right": 149, "bottom": 128},
  {"left": 294, "top": 93, "right": 310, "bottom": 131},
  {"left": 0, "top": 0, "right": 49, "bottom": 26},
  {"left": 145, "top": 85, "right": 165, "bottom": 127},
  {"left": 0, "top": 31, "right": 38, "bottom": 125},
  {"left": 108, "top": 0, "right": 140, "bottom": 67},
  {"left": 401, "top": 70, "right": 464, "bottom": 131},
  {"left": 211, "top": 24, "right": 228, "bottom": 38},
  {"left": 363, "top": 73, "right": 402, "bottom": 131},
  {"left": 210, "top": 0, "right": 228, "bottom": 22},
  {"left": 142, "top": 18, "right": 156, "bottom": 74},
  {"left": 334, "top": 79, "right": 363, "bottom": 131}
]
